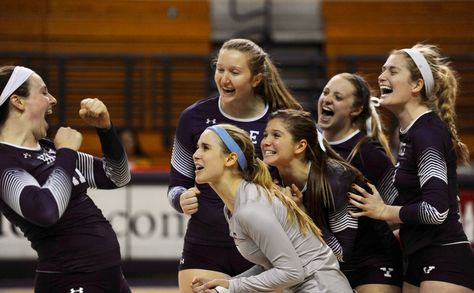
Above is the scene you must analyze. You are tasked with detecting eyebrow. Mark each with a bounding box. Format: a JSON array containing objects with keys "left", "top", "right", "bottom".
[
  {"left": 325, "top": 88, "right": 345, "bottom": 96},
  {"left": 382, "top": 65, "right": 399, "bottom": 71},
  {"left": 215, "top": 63, "right": 243, "bottom": 70}
]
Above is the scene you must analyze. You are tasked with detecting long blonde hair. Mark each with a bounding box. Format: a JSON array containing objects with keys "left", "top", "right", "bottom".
[{"left": 215, "top": 123, "right": 323, "bottom": 241}]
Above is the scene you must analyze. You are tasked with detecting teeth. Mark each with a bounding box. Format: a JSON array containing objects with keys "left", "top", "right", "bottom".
[
  {"left": 263, "top": 150, "right": 276, "bottom": 155},
  {"left": 194, "top": 163, "right": 203, "bottom": 170}
]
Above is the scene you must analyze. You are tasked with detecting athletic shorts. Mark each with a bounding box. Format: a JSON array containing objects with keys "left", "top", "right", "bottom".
[
  {"left": 404, "top": 243, "right": 474, "bottom": 290},
  {"left": 343, "top": 261, "right": 403, "bottom": 288},
  {"left": 34, "top": 265, "right": 131, "bottom": 293},
  {"left": 179, "top": 241, "right": 252, "bottom": 276}
]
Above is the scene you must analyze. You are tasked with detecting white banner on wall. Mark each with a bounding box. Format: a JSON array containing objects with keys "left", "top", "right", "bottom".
[
  {"left": 1, "top": 183, "right": 473, "bottom": 260},
  {"left": 0, "top": 184, "right": 188, "bottom": 260}
]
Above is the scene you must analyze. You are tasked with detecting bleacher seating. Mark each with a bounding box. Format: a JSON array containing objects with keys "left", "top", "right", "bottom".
[
  {"left": 0, "top": 0, "right": 212, "bottom": 168},
  {"left": 322, "top": 0, "right": 474, "bottom": 159}
]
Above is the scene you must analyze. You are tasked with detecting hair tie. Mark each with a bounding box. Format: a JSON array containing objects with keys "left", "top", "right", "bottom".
[
  {"left": 366, "top": 97, "right": 382, "bottom": 137},
  {"left": 0, "top": 66, "right": 34, "bottom": 106},
  {"left": 317, "top": 129, "right": 326, "bottom": 152},
  {"left": 402, "top": 48, "right": 435, "bottom": 98},
  {"left": 208, "top": 125, "right": 248, "bottom": 171}
]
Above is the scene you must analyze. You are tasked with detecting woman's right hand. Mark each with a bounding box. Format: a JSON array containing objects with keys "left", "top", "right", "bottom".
[
  {"left": 282, "top": 184, "right": 305, "bottom": 210},
  {"left": 180, "top": 187, "right": 201, "bottom": 215},
  {"left": 54, "top": 127, "right": 82, "bottom": 151}
]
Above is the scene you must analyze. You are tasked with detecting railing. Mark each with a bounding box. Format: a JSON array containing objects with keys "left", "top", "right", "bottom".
[{"left": 1, "top": 51, "right": 473, "bottom": 149}]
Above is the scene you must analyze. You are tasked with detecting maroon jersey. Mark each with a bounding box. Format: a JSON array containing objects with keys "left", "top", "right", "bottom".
[
  {"left": 0, "top": 127, "right": 130, "bottom": 272},
  {"left": 328, "top": 131, "right": 402, "bottom": 273},
  {"left": 394, "top": 111, "right": 468, "bottom": 256},
  {"left": 168, "top": 95, "right": 270, "bottom": 247}
]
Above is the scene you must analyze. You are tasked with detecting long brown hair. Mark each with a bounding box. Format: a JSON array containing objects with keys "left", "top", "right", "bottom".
[{"left": 269, "top": 109, "right": 368, "bottom": 229}]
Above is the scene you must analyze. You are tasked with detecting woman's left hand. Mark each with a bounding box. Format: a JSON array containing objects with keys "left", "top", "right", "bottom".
[
  {"left": 79, "top": 98, "right": 111, "bottom": 129},
  {"left": 191, "top": 277, "right": 229, "bottom": 293},
  {"left": 348, "top": 182, "right": 388, "bottom": 220}
]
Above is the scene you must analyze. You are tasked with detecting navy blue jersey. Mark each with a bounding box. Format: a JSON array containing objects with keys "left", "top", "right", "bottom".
[
  {"left": 169, "top": 95, "right": 270, "bottom": 246},
  {"left": 329, "top": 131, "right": 401, "bottom": 272},
  {"left": 0, "top": 127, "right": 130, "bottom": 273},
  {"left": 395, "top": 112, "right": 468, "bottom": 256},
  {"left": 329, "top": 130, "right": 394, "bottom": 186},
  {"left": 318, "top": 161, "right": 359, "bottom": 266}
]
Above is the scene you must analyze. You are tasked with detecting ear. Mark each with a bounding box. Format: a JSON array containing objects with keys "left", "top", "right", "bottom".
[
  {"left": 9, "top": 94, "right": 25, "bottom": 111},
  {"left": 251, "top": 73, "right": 263, "bottom": 88},
  {"left": 411, "top": 78, "right": 424, "bottom": 95},
  {"left": 225, "top": 152, "right": 239, "bottom": 168},
  {"left": 294, "top": 139, "right": 308, "bottom": 155},
  {"left": 350, "top": 105, "right": 364, "bottom": 118}
]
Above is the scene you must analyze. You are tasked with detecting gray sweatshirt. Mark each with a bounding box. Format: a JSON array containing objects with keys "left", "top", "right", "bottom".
[{"left": 225, "top": 181, "right": 352, "bottom": 293}]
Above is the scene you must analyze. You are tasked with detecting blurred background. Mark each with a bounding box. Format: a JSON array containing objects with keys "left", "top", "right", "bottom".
[{"left": 0, "top": 0, "right": 473, "bottom": 291}]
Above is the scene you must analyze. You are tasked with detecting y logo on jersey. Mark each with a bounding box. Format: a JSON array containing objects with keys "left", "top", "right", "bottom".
[
  {"left": 423, "top": 266, "right": 436, "bottom": 274},
  {"left": 206, "top": 118, "right": 216, "bottom": 125},
  {"left": 379, "top": 267, "right": 394, "bottom": 278},
  {"left": 70, "top": 288, "right": 84, "bottom": 293}
]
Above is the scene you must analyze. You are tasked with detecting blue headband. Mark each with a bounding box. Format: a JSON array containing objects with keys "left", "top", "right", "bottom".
[{"left": 208, "top": 125, "right": 248, "bottom": 171}]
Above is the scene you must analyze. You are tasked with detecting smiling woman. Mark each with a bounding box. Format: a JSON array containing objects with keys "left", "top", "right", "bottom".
[
  {"left": 261, "top": 108, "right": 402, "bottom": 293},
  {"left": 0, "top": 65, "right": 132, "bottom": 292},
  {"left": 166, "top": 38, "right": 302, "bottom": 293},
  {"left": 190, "top": 123, "right": 351, "bottom": 292},
  {"left": 349, "top": 44, "right": 474, "bottom": 292}
]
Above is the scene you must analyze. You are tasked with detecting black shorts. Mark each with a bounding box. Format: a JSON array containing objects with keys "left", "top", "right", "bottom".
[
  {"left": 404, "top": 243, "right": 474, "bottom": 290},
  {"left": 34, "top": 266, "right": 131, "bottom": 293},
  {"left": 179, "top": 241, "right": 253, "bottom": 276},
  {"left": 344, "top": 262, "right": 403, "bottom": 288}
]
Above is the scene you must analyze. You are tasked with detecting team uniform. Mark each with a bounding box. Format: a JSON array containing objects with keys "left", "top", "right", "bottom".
[
  {"left": 389, "top": 111, "right": 474, "bottom": 289},
  {"left": 0, "top": 127, "right": 131, "bottom": 293},
  {"left": 225, "top": 180, "right": 352, "bottom": 293},
  {"left": 328, "top": 130, "right": 403, "bottom": 287},
  {"left": 168, "top": 95, "right": 269, "bottom": 275}
]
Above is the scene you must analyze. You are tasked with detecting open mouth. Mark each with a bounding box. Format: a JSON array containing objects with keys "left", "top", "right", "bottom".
[
  {"left": 321, "top": 106, "right": 334, "bottom": 117},
  {"left": 380, "top": 86, "right": 393, "bottom": 95},
  {"left": 195, "top": 164, "right": 204, "bottom": 171},
  {"left": 222, "top": 87, "right": 235, "bottom": 95}
]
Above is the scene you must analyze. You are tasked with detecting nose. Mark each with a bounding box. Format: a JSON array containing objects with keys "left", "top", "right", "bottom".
[
  {"left": 192, "top": 148, "right": 200, "bottom": 161},
  {"left": 319, "top": 93, "right": 331, "bottom": 105},
  {"left": 49, "top": 94, "right": 57, "bottom": 106},
  {"left": 378, "top": 71, "right": 386, "bottom": 83},
  {"left": 221, "top": 71, "right": 231, "bottom": 84}
]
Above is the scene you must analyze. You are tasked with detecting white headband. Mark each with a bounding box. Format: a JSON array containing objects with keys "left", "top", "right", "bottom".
[
  {"left": 0, "top": 66, "right": 34, "bottom": 106},
  {"left": 402, "top": 48, "right": 434, "bottom": 98}
]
